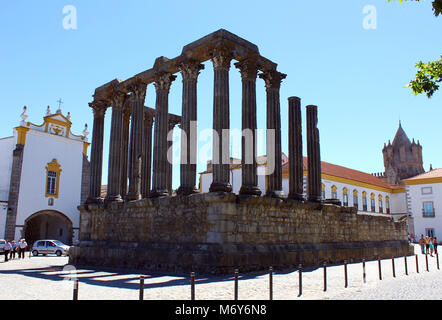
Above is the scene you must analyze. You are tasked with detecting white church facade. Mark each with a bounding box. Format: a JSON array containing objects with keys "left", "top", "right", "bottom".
[{"left": 0, "top": 106, "right": 90, "bottom": 245}]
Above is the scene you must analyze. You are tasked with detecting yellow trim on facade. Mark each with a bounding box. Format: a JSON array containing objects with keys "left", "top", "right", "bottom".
[
  {"left": 45, "top": 159, "right": 62, "bottom": 199},
  {"left": 83, "top": 142, "right": 90, "bottom": 157},
  {"left": 404, "top": 177, "right": 442, "bottom": 185},
  {"left": 15, "top": 127, "right": 30, "bottom": 145}
]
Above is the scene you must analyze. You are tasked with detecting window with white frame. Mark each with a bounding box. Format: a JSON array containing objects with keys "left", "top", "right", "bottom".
[
  {"left": 421, "top": 187, "right": 433, "bottom": 195},
  {"left": 423, "top": 201, "right": 435, "bottom": 217}
]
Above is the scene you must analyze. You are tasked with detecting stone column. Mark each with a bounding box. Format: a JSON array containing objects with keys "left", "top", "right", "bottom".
[
  {"left": 86, "top": 100, "right": 108, "bottom": 204},
  {"left": 105, "top": 91, "right": 126, "bottom": 202},
  {"left": 306, "top": 105, "right": 322, "bottom": 202},
  {"left": 209, "top": 48, "right": 233, "bottom": 193},
  {"left": 177, "top": 61, "right": 204, "bottom": 195},
  {"left": 167, "top": 120, "right": 179, "bottom": 195},
  {"left": 288, "top": 97, "right": 304, "bottom": 200},
  {"left": 126, "top": 81, "right": 147, "bottom": 201},
  {"left": 141, "top": 113, "right": 153, "bottom": 198},
  {"left": 259, "top": 70, "right": 286, "bottom": 198},
  {"left": 120, "top": 101, "right": 131, "bottom": 199},
  {"left": 235, "top": 59, "right": 261, "bottom": 196},
  {"left": 151, "top": 73, "right": 177, "bottom": 197}
]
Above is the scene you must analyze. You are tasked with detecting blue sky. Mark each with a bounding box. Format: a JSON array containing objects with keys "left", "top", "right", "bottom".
[{"left": 0, "top": 0, "right": 441, "bottom": 189}]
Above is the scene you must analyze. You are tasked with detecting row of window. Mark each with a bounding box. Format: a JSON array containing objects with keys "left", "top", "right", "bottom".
[{"left": 322, "top": 185, "right": 390, "bottom": 214}]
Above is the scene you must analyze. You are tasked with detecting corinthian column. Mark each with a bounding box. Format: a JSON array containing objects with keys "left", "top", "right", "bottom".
[
  {"left": 151, "top": 73, "right": 176, "bottom": 197},
  {"left": 141, "top": 112, "right": 154, "bottom": 198},
  {"left": 120, "top": 101, "right": 131, "bottom": 199},
  {"left": 259, "top": 70, "right": 286, "bottom": 198},
  {"left": 288, "top": 97, "right": 304, "bottom": 200},
  {"left": 209, "top": 47, "right": 233, "bottom": 193},
  {"left": 126, "top": 81, "right": 147, "bottom": 201},
  {"left": 86, "top": 100, "right": 108, "bottom": 204},
  {"left": 106, "top": 91, "right": 126, "bottom": 202},
  {"left": 235, "top": 59, "right": 261, "bottom": 196},
  {"left": 307, "top": 105, "right": 322, "bottom": 202},
  {"left": 177, "top": 60, "right": 204, "bottom": 195}
]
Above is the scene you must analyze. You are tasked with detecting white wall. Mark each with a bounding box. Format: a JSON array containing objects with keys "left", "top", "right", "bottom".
[
  {"left": 0, "top": 136, "right": 14, "bottom": 202},
  {"left": 408, "top": 182, "right": 442, "bottom": 238},
  {"left": 200, "top": 168, "right": 405, "bottom": 216},
  {"left": 14, "top": 129, "right": 84, "bottom": 240},
  {"left": 0, "top": 203, "right": 7, "bottom": 239}
]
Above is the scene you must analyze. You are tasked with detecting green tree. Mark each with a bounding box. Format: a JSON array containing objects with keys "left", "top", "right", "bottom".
[{"left": 389, "top": 0, "right": 442, "bottom": 97}]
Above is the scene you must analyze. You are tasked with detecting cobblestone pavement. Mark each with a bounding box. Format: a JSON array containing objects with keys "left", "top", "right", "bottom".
[{"left": 0, "top": 244, "right": 441, "bottom": 300}]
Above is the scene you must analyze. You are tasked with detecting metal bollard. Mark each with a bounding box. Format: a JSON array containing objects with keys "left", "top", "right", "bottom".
[
  {"left": 437, "top": 253, "right": 440, "bottom": 270},
  {"left": 426, "top": 253, "right": 429, "bottom": 272},
  {"left": 344, "top": 260, "right": 348, "bottom": 288},
  {"left": 234, "top": 269, "right": 239, "bottom": 300},
  {"left": 269, "top": 266, "right": 273, "bottom": 300},
  {"left": 73, "top": 278, "right": 79, "bottom": 301},
  {"left": 323, "top": 262, "right": 327, "bottom": 292},
  {"left": 362, "top": 259, "right": 366, "bottom": 283},
  {"left": 139, "top": 275, "right": 144, "bottom": 300},
  {"left": 190, "top": 272, "right": 195, "bottom": 300},
  {"left": 298, "top": 264, "right": 302, "bottom": 297},
  {"left": 416, "top": 255, "right": 419, "bottom": 273},
  {"left": 378, "top": 258, "right": 382, "bottom": 280},
  {"left": 404, "top": 256, "right": 408, "bottom": 276},
  {"left": 392, "top": 257, "right": 396, "bottom": 278}
]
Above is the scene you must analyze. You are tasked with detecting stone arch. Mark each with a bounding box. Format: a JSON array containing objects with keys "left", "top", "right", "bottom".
[{"left": 23, "top": 210, "right": 73, "bottom": 246}]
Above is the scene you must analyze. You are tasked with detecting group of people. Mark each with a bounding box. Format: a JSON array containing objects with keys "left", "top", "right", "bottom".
[
  {"left": 418, "top": 235, "right": 438, "bottom": 257},
  {"left": 2, "top": 239, "right": 28, "bottom": 262}
]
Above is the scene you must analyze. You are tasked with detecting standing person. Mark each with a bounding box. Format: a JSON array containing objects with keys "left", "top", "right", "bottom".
[
  {"left": 419, "top": 235, "right": 425, "bottom": 254},
  {"left": 19, "top": 239, "right": 27, "bottom": 259},
  {"left": 10, "top": 241, "right": 16, "bottom": 260},
  {"left": 434, "top": 237, "right": 439, "bottom": 255},
  {"left": 3, "top": 241, "right": 11, "bottom": 262},
  {"left": 425, "top": 236, "right": 430, "bottom": 255}
]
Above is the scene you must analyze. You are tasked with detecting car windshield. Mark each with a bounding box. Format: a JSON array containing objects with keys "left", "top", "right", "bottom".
[{"left": 52, "top": 240, "right": 65, "bottom": 246}]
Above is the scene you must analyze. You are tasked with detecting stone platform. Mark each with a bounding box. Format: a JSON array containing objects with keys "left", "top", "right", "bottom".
[{"left": 69, "top": 192, "right": 414, "bottom": 274}]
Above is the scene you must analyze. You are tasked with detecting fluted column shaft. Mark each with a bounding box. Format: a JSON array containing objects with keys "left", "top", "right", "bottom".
[
  {"left": 167, "top": 121, "right": 178, "bottom": 195},
  {"left": 141, "top": 114, "right": 153, "bottom": 198},
  {"left": 106, "top": 92, "right": 126, "bottom": 202},
  {"left": 126, "top": 82, "right": 147, "bottom": 200},
  {"left": 177, "top": 61, "right": 204, "bottom": 195},
  {"left": 120, "top": 103, "right": 131, "bottom": 199},
  {"left": 152, "top": 73, "right": 176, "bottom": 197},
  {"left": 209, "top": 48, "right": 233, "bottom": 193},
  {"left": 259, "top": 70, "right": 286, "bottom": 198},
  {"left": 86, "top": 101, "right": 107, "bottom": 203},
  {"left": 288, "top": 97, "right": 304, "bottom": 200},
  {"left": 307, "top": 105, "right": 322, "bottom": 202},
  {"left": 236, "top": 59, "right": 261, "bottom": 196}
]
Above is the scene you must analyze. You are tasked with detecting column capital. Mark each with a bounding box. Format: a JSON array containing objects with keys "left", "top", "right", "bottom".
[
  {"left": 234, "top": 58, "right": 260, "bottom": 81},
  {"left": 110, "top": 91, "right": 127, "bottom": 112},
  {"left": 127, "top": 79, "right": 147, "bottom": 99},
  {"left": 154, "top": 73, "right": 177, "bottom": 93},
  {"left": 89, "top": 100, "right": 108, "bottom": 117},
  {"left": 210, "top": 47, "right": 233, "bottom": 71},
  {"left": 179, "top": 60, "right": 205, "bottom": 81},
  {"left": 259, "top": 70, "right": 287, "bottom": 90}
]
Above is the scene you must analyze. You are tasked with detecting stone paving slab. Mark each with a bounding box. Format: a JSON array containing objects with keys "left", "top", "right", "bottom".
[{"left": 0, "top": 244, "right": 440, "bottom": 300}]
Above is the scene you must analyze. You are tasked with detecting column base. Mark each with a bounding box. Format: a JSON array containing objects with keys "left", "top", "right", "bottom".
[
  {"left": 150, "top": 189, "right": 169, "bottom": 198},
  {"left": 209, "top": 182, "right": 232, "bottom": 193},
  {"left": 308, "top": 195, "right": 323, "bottom": 203},
  {"left": 265, "top": 190, "right": 284, "bottom": 199},
  {"left": 176, "top": 186, "right": 199, "bottom": 196},
  {"left": 104, "top": 194, "right": 123, "bottom": 203},
  {"left": 239, "top": 185, "right": 262, "bottom": 196},
  {"left": 125, "top": 192, "right": 141, "bottom": 201},
  {"left": 287, "top": 193, "right": 304, "bottom": 201},
  {"left": 85, "top": 197, "right": 103, "bottom": 205}
]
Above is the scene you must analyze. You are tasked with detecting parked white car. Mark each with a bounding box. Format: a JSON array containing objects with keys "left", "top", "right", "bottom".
[{"left": 31, "top": 240, "right": 70, "bottom": 257}]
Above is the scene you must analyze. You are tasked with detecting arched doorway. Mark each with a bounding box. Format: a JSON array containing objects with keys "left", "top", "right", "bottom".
[{"left": 24, "top": 210, "right": 73, "bottom": 246}]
